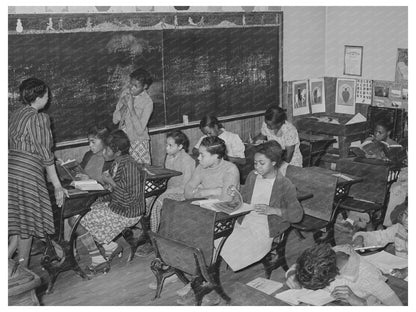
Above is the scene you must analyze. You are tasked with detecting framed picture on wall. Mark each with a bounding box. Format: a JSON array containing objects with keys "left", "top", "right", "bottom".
[
  {"left": 335, "top": 78, "right": 356, "bottom": 114},
  {"left": 292, "top": 80, "right": 310, "bottom": 116},
  {"left": 309, "top": 78, "right": 325, "bottom": 113},
  {"left": 344, "top": 45, "right": 363, "bottom": 76}
]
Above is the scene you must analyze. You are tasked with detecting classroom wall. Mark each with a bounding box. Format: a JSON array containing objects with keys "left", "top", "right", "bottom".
[
  {"left": 324, "top": 6, "right": 408, "bottom": 81},
  {"left": 13, "top": 6, "right": 407, "bottom": 164}
]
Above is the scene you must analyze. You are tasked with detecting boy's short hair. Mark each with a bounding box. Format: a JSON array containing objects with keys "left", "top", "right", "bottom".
[
  {"left": 19, "top": 77, "right": 50, "bottom": 105},
  {"left": 106, "top": 129, "right": 130, "bottom": 155},
  {"left": 375, "top": 117, "right": 394, "bottom": 133},
  {"left": 296, "top": 244, "right": 339, "bottom": 290},
  {"left": 88, "top": 126, "right": 110, "bottom": 142},
  {"left": 199, "top": 115, "right": 223, "bottom": 130},
  {"left": 130, "top": 68, "right": 153, "bottom": 89},
  {"left": 256, "top": 141, "right": 283, "bottom": 168},
  {"left": 390, "top": 198, "right": 408, "bottom": 224},
  {"left": 200, "top": 136, "right": 227, "bottom": 160},
  {"left": 166, "top": 130, "right": 190, "bottom": 152}
]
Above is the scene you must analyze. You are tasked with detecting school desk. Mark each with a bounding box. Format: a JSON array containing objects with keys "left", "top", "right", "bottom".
[{"left": 296, "top": 116, "right": 367, "bottom": 158}]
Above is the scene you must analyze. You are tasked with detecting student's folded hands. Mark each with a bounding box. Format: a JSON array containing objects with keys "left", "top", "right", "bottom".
[{"left": 330, "top": 285, "right": 366, "bottom": 306}]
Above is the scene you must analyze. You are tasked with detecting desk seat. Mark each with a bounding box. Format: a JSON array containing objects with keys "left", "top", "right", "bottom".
[{"left": 338, "top": 197, "right": 382, "bottom": 214}]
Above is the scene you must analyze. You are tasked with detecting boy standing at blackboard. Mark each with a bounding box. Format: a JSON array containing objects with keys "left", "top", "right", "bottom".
[{"left": 113, "top": 68, "right": 153, "bottom": 164}]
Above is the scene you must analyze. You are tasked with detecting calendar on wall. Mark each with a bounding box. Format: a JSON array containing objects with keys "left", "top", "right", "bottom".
[{"left": 355, "top": 79, "right": 372, "bottom": 104}]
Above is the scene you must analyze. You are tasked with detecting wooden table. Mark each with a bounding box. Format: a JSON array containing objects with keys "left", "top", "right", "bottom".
[{"left": 296, "top": 117, "right": 367, "bottom": 158}]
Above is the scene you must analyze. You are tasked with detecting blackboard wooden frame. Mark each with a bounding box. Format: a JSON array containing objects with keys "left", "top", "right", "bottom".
[{"left": 8, "top": 12, "right": 283, "bottom": 146}]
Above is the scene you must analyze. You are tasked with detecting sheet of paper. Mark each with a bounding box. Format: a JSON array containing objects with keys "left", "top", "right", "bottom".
[
  {"left": 364, "top": 251, "right": 408, "bottom": 274},
  {"left": 246, "top": 277, "right": 283, "bottom": 295},
  {"left": 274, "top": 289, "right": 302, "bottom": 305},
  {"left": 345, "top": 113, "right": 366, "bottom": 125},
  {"left": 332, "top": 173, "right": 353, "bottom": 181}
]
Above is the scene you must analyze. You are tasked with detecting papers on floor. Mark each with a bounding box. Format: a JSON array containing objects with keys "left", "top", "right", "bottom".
[
  {"left": 71, "top": 179, "right": 105, "bottom": 191},
  {"left": 274, "top": 288, "right": 335, "bottom": 306},
  {"left": 191, "top": 199, "right": 254, "bottom": 215},
  {"left": 246, "top": 277, "right": 283, "bottom": 295},
  {"left": 364, "top": 251, "right": 408, "bottom": 274},
  {"left": 345, "top": 113, "right": 366, "bottom": 125}
]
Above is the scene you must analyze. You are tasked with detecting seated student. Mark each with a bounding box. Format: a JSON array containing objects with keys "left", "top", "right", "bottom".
[
  {"left": 253, "top": 106, "right": 303, "bottom": 168},
  {"left": 78, "top": 126, "right": 113, "bottom": 183},
  {"left": 185, "top": 136, "right": 240, "bottom": 201},
  {"left": 286, "top": 244, "right": 402, "bottom": 306},
  {"left": 74, "top": 130, "right": 146, "bottom": 274},
  {"left": 220, "top": 141, "right": 303, "bottom": 271},
  {"left": 384, "top": 167, "right": 407, "bottom": 227},
  {"left": 150, "top": 130, "right": 196, "bottom": 233},
  {"left": 353, "top": 201, "right": 408, "bottom": 279},
  {"left": 192, "top": 115, "right": 246, "bottom": 165}
]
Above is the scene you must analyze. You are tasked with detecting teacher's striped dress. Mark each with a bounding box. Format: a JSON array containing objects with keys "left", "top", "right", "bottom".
[{"left": 9, "top": 105, "right": 55, "bottom": 239}]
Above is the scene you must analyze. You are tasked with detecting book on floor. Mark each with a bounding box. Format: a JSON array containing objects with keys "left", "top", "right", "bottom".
[{"left": 246, "top": 277, "right": 283, "bottom": 295}]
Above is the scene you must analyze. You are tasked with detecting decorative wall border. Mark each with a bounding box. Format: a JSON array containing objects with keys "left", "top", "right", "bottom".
[{"left": 9, "top": 12, "right": 281, "bottom": 34}]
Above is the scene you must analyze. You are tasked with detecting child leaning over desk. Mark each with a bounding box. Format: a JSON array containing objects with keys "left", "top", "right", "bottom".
[
  {"left": 113, "top": 68, "right": 153, "bottom": 164},
  {"left": 192, "top": 115, "right": 246, "bottom": 165},
  {"left": 285, "top": 244, "right": 402, "bottom": 306},
  {"left": 149, "top": 130, "right": 195, "bottom": 232}
]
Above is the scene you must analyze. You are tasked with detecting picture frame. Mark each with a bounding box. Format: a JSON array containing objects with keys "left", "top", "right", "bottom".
[
  {"left": 344, "top": 45, "right": 363, "bottom": 76},
  {"left": 335, "top": 78, "right": 356, "bottom": 114},
  {"left": 292, "top": 80, "right": 310, "bottom": 116},
  {"left": 309, "top": 78, "right": 325, "bottom": 113}
]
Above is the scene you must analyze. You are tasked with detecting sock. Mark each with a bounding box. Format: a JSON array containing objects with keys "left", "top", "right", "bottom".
[{"left": 79, "top": 233, "right": 106, "bottom": 265}]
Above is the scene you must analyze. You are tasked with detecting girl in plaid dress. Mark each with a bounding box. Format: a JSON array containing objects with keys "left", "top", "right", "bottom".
[{"left": 113, "top": 68, "right": 153, "bottom": 164}]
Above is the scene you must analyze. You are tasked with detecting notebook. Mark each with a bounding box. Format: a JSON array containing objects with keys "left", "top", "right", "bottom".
[
  {"left": 246, "top": 277, "right": 283, "bottom": 295},
  {"left": 70, "top": 179, "right": 105, "bottom": 191},
  {"left": 274, "top": 288, "right": 335, "bottom": 306}
]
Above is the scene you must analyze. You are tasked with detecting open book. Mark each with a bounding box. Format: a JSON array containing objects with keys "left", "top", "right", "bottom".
[
  {"left": 364, "top": 251, "right": 408, "bottom": 274},
  {"left": 70, "top": 179, "right": 105, "bottom": 191},
  {"left": 274, "top": 288, "right": 335, "bottom": 306},
  {"left": 59, "top": 159, "right": 87, "bottom": 181},
  {"left": 350, "top": 140, "right": 404, "bottom": 162}
]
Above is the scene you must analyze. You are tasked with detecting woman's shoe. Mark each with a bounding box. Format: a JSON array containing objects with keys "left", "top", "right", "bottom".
[
  {"left": 105, "top": 245, "right": 123, "bottom": 262},
  {"left": 85, "top": 261, "right": 110, "bottom": 275}
]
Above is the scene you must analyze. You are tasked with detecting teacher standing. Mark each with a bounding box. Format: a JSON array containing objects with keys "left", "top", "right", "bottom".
[{"left": 9, "top": 77, "right": 65, "bottom": 268}]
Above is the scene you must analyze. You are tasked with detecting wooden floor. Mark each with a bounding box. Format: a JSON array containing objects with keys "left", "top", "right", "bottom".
[{"left": 25, "top": 227, "right": 405, "bottom": 306}]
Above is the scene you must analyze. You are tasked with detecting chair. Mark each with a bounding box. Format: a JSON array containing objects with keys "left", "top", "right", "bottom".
[
  {"left": 286, "top": 166, "right": 340, "bottom": 246},
  {"left": 149, "top": 199, "right": 230, "bottom": 305},
  {"left": 261, "top": 190, "right": 313, "bottom": 279},
  {"left": 336, "top": 158, "right": 401, "bottom": 229}
]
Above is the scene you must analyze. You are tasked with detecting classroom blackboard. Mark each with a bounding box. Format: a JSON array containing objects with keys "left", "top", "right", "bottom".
[{"left": 8, "top": 13, "right": 282, "bottom": 144}]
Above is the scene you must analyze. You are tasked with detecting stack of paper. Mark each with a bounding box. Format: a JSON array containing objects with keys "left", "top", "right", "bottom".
[
  {"left": 274, "top": 288, "right": 335, "bottom": 306},
  {"left": 246, "top": 277, "right": 283, "bottom": 295},
  {"left": 345, "top": 113, "right": 366, "bottom": 125}
]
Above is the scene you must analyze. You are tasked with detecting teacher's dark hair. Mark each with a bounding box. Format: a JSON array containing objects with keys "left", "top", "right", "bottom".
[
  {"left": 264, "top": 106, "right": 287, "bottom": 125},
  {"left": 200, "top": 136, "right": 227, "bottom": 160},
  {"left": 19, "top": 77, "right": 50, "bottom": 105},
  {"left": 106, "top": 129, "right": 130, "bottom": 155}
]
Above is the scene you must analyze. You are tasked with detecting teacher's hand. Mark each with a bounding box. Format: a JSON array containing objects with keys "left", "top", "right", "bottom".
[{"left": 54, "top": 186, "right": 67, "bottom": 207}]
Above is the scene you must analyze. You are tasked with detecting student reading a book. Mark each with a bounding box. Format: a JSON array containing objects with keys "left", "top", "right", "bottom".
[
  {"left": 253, "top": 106, "right": 303, "bottom": 168},
  {"left": 78, "top": 126, "right": 113, "bottom": 183},
  {"left": 150, "top": 130, "right": 195, "bottom": 233},
  {"left": 9, "top": 77, "right": 66, "bottom": 269},
  {"left": 192, "top": 115, "right": 246, "bottom": 165},
  {"left": 285, "top": 244, "right": 402, "bottom": 306},
  {"left": 220, "top": 141, "right": 303, "bottom": 271},
  {"left": 73, "top": 130, "right": 146, "bottom": 274},
  {"left": 185, "top": 136, "right": 240, "bottom": 201},
  {"left": 352, "top": 201, "right": 408, "bottom": 279},
  {"left": 112, "top": 68, "right": 153, "bottom": 164}
]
